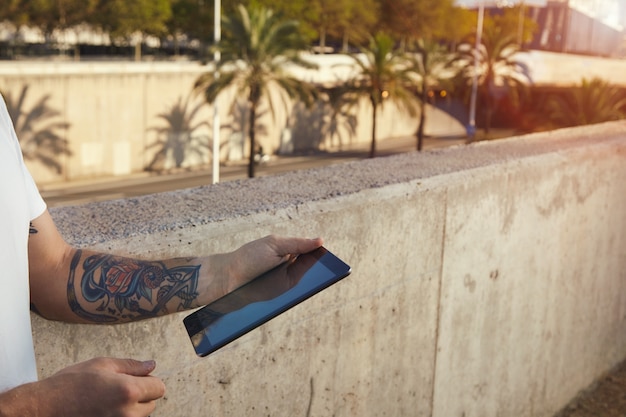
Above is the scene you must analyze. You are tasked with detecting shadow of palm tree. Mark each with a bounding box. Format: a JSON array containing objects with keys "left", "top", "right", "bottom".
[
  {"left": 145, "top": 95, "right": 211, "bottom": 172},
  {"left": 221, "top": 99, "right": 269, "bottom": 160},
  {"left": 288, "top": 92, "right": 358, "bottom": 154},
  {"left": 322, "top": 88, "right": 358, "bottom": 150},
  {"left": 3, "top": 85, "right": 71, "bottom": 174}
]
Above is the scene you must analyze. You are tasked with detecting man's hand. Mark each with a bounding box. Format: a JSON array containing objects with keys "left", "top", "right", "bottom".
[
  {"left": 0, "top": 358, "right": 165, "bottom": 417},
  {"left": 224, "top": 235, "right": 323, "bottom": 293}
]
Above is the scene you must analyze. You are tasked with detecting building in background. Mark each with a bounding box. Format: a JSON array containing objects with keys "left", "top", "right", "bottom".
[
  {"left": 529, "top": 0, "right": 624, "bottom": 56},
  {"left": 457, "top": 0, "right": 625, "bottom": 57}
]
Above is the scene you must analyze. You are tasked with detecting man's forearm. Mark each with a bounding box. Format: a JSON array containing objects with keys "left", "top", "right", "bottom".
[
  {"left": 29, "top": 227, "right": 323, "bottom": 325},
  {"left": 34, "top": 248, "right": 229, "bottom": 324}
]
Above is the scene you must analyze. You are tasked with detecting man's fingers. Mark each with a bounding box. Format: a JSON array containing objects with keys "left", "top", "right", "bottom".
[
  {"left": 111, "top": 359, "right": 166, "bottom": 402},
  {"left": 271, "top": 236, "right": 323, "bottom": 257},
  {"left": 112, "top": 359, "right": 157, "bottom": 376},
  {"left": 135, "top": 375, "right": 167, "bottom": 403}
]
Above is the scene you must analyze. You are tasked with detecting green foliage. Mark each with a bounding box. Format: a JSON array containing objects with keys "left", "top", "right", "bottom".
[
  {"left": 378, "top": 0, "right": 463, "bottom": 44},
  {"left": 194, "top": 3, "right": 317, "bottom": 177},
  {"left": 2, "top": 0, "right": 97, "bottom": 34},
  {"left": 439, "top": 6, "right": 478, "bottom": 47},
  {"left": 482, "top": 5, "right": 537, "bottom": 47},
  {"left": 306, "top": 0, "right": 378, "bottom": 51},
  {"left": 453, "top": 9, "right": 531, "bottom": 136},
  {"left": 0, "top": 0, "right": 29, "bottom": 29},
  {"left": 544, "top": 78, "right": 626, "bottom": 128},
  {"left": 167, "top": 0, "right": 214, "bottom": 43},
  {"left": 92, "top": 0, "right": 171, "bottom": 41},
  {"left": 1, "top": 0, "right": 482, "bottom": 56}
]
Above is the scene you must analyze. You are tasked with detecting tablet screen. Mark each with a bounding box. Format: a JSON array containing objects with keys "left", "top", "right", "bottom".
[{"left": 183, "top": 246, "right": 351, "bottom": 357}]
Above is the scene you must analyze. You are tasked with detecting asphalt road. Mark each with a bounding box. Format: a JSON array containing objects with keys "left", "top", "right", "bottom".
[{"left": 40, "top": 135, "right": 468, "bottom": 208}]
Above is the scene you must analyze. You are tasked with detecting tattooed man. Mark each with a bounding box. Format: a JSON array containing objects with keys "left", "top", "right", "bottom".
[{"left": 0, "top": 94, "right": 322, "bottom": 417}]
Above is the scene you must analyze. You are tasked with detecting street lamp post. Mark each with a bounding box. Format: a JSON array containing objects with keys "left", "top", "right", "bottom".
[{"left": 212, "top": 0, "right": 221, "bottom": 184}]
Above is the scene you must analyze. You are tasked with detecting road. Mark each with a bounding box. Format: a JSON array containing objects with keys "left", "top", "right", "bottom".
[{"left": 40, "top": 135, "right": 467, "bottom": 207}]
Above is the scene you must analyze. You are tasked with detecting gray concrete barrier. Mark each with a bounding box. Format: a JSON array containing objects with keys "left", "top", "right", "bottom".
[{"left": 33, "top": 122, "right": 626, "bottom": 416}]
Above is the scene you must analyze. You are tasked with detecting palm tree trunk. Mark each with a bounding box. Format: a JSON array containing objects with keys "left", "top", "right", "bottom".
[
  {"left": 248, "top": 103, "right": 257, "bottom": 178},
  {"left": 484, "top": 92, "right": 493, "bottom": 136},
  {"left": 370, "top": 99, "right": 377, "bottom": 158},
  {"left": 483, "top": 77, "right": 494, "bottom": 136},
  {"left": 319, "top": 28, "right": 327, "bottom": 52},
  {"left": 416, "top": 81, "right": 427, "bottom": 151}
]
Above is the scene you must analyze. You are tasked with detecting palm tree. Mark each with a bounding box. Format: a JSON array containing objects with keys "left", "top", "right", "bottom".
[
  {"left": 194, "top": 3, "right": 317, "bottom": 178},
  {"left": 454, "top": 19, "right": 529, "bottom": 138},
  {"left": 145, "top": 95, "right": 210, "bottom": 172},
  {"left": 3, "top": 85, "right": 71, "bottom": 174},
  {"left": 543, "top": 78, "right": 626, "bottom": 128},
  {"left": 343, "top": 32, "right": 417, "bottom": 158},
  {"left": 412, "top": 39, "right": 454, "bottom": 151}
]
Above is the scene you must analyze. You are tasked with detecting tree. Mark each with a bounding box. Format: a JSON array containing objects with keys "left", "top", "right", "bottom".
[
  {"left": 166, "top": 0, "right": 213, "bottom": 56},
  {"left": 412, "top": 39, "right": 455, "bottom": 151},
  {"left": 342, "top": 32, "right": 417, "bottom": 158},
  {"left": 544, "top": 78, "right": 626, "bottom": 128},
  {"left": 438, "top": 6, "right": 477, "bottom": 49},
  {"left": 253, "top": 0, "right": 316, "bottom": 40},
  {"left": 0, "top": 0, "right": 31, "bottom": 29},
  {"left": 2, "top": 0, "right": 97, "bottom": 58},
  {"left": 483, "top": 4, "right": 537, "bottom": 48},
  {"left": 194, "top": 3, "right": 317, "bottom": 178},
  {"left": 3, "top": 86, "right": 71, "bottom": 174},
  {"left": 453, "top": 9, "right": 531, "bottom": 137},
  {"left": 307, "top": 0, "right": 378, "bottom": 52},
  {"left": 378, "top": 0, "right": 456, "bottom": 46},
  {"left": 39, "top": 0, "right": 98, "bottom": 57},
  {"left": 92, "top": 0, "right": 172, "bottom": 60}
]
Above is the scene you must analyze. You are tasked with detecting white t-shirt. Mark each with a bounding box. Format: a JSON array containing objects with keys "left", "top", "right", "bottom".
[{"left": 0, "top": 94, "right": 47, "bottom": 392}]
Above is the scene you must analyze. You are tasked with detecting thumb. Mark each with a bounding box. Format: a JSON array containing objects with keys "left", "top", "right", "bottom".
[{"left": 114, "top": 359, "right": 157, "bottom": 376}]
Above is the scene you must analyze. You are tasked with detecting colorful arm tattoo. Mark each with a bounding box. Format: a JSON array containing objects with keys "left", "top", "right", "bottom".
[{"left": 67, "top": 250, "right": 200, "bottom": 323}]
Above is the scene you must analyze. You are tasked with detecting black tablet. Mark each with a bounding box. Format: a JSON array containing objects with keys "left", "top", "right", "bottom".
[{"left": 183, "top": 246, "right": 351, "bottom": 357}]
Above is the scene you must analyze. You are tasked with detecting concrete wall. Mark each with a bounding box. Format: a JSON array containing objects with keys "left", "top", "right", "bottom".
[
  {"left": 33, "top": 122, "right": 626, "bottom": 417},
  {"left": 0, "top": 60, "right": 463, "bottom": 184}
]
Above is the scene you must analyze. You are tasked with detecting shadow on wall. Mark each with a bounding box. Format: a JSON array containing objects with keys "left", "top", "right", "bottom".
[
  {"left": 144, "top": 95, "right": 274, "bottom": 171},
  {"left": 2, "top": 85, "right": 71, "bottom": 175},
  {"left": 286, "top": 99, "right": 358, "bottom": 154},
  {"left": 144, "top": 95, "right": 210, "bottom": 172}
]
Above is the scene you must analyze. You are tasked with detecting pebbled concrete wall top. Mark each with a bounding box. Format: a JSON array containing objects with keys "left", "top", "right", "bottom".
[{"left": 51, "top": 121, "right": 626, "bottom": 247}]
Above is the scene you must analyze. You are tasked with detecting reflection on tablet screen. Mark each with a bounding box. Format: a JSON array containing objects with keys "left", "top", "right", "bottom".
[{"left": 184, "top": 247, "right": 351, "bottom": 356}]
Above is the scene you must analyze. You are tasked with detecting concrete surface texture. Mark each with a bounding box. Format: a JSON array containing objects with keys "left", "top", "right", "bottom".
[{"left": 34, "top": 122, "right": 626, "bottom": 417}]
